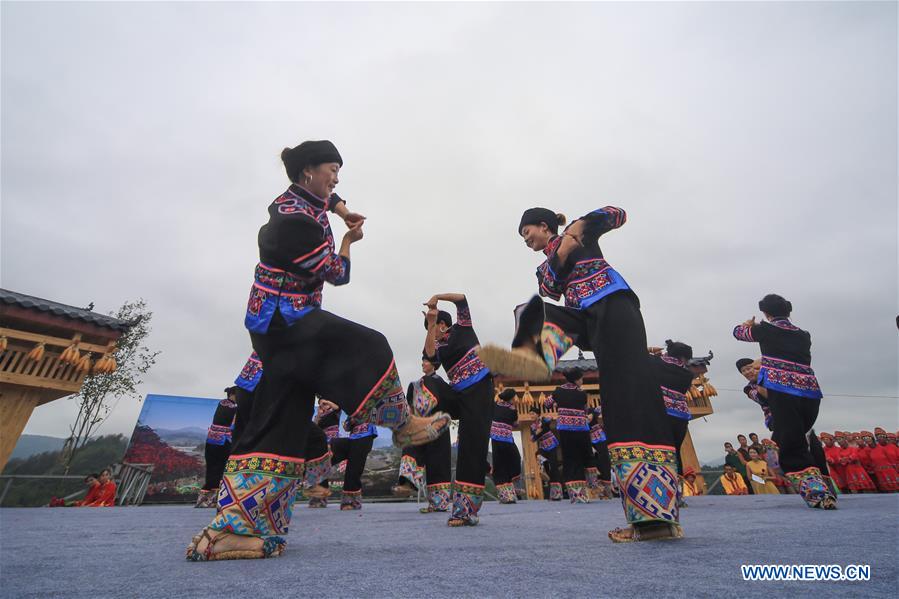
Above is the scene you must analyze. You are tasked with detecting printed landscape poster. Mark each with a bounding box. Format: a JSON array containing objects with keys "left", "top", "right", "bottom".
[
  {"left": 123, "top": 394, "right": 218, "bottom": 503},
  {"left": 122, "top": 394, "right": 406, "bottom": 501}
]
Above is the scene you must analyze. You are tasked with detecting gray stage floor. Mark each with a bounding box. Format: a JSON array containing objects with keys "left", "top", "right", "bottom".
[{"left": 1, "top": 494, "right": 896, "bottom": 598}]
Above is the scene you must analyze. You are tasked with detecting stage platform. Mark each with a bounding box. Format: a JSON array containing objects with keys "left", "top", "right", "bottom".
[{"left": 1, "top": 494, "right": 896, "bottom": 597}]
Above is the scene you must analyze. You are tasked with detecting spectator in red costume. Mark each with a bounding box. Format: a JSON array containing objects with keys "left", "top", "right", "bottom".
[
  {"left": 87, "top": 469, "right": 117, "bottom": 507},
  {"left": 819, "top": 433, "right": 846, "bottom": 492},
  {"left": 870, "top": 428, "right": 899, "bottom": 492},
  {"left": 841, "top": 435, "right": 876, "bottom": 493}
]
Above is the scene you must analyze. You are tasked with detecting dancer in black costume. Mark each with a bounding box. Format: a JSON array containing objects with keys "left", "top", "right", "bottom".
[{"left": 479, "top": 206, "right": 681, "bottom": 542}]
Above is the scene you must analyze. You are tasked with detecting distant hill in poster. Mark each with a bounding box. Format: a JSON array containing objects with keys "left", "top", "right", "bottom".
[{"left": 9, "top": 434, "right": 66, "bottom": 460}]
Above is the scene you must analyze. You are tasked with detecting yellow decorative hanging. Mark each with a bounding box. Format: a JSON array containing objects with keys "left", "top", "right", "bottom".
[
  {"left": 75, "top": 353, "right": 92, "bottom": 373},
  {"left": 93, "top": 354, "right": 118, "bottom": 374},
  {"left": 60, "top": 343, "right": 81, "bottom": 365},
  {"left": 0, "top": 336, "right": 7, "bottom": 352},
  {"left": 26, "top": 342, "right": 45, "bottom": 362}
]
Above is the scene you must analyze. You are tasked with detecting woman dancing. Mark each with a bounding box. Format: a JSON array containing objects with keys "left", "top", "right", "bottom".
[
  {"left": 491, "top": 388, "right": 523, "bottom": 504},
  {"left": 187, "top": 140, "right": 449, "bottom": 561},
  {"left": 479, "top": 207, "right": 680, "bottom": 542},
  {"left": 733, "top": 294, "right": 835, "bottom": 509},
  {"left": 423, "top": 294, "right": 494, "bottom": 526},
  {"left": 544, "top": 368, "right": 592, "bottom": 504}
]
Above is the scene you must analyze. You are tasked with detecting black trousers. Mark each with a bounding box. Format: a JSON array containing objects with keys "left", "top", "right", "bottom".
[
  {"left": 558, "top": 430, "right": 592, "bottom": 484},
  {"left": 305, "top": 423, "right": 330, "bottom": 463},
  {"left": 203, "top": 442, "right": 231, "bottom": 490},
  {"left": 423, "top": 432, "right": 453, "bottom": 486},
  {"left": 591, "top": 441, "right": 612, "bottom": 481},
  {"left": 540, "top": 447, "right": 562, "bottom": 485},
  {"left": 585, "top": 295, "right": 672, "bottom": 448},
  {"left": 767, "top": 390, "right": 821, "bottom": 474},
  {"left": 231, "top": 388, "right": 254, "bottom": 446},
  {"left": 527, "top": 294, "right": 673, "bottom": 448},
  {"left": 233, "top": 309, "right": 403, "bottom": 462},
  {"left": 669, "top": 418, "right": 689, "bottom": 476},
  {"left": 491, "top": 440, "right": 522, "bottom": 485},
  {"left": 440, "top": 376, "right": 495, "bottom": 488},
  {"left": 331, "top": 436, "right": 375, "bottom": 493},
  {"left": 398, "top": 433, "right": 452, "bottom": 487}
]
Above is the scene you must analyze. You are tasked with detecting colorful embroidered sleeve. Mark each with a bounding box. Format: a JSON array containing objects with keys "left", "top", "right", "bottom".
[
  {"left": 536, "top": 261, "right": 565, "bottom": 301},
  {"left": 454, "top": 298, "right": 473, "bottom": 328},
  {"left": 733, "top": 323, "right": 759, "bottom": 342},
  {"left": 580, "top": 206, "right": 627, "bottom": 242},
  {"left": 543, "top": 394, "right": 557, "bottom": 411},
  {"left": 318, "top": 254, "right": 350, "bottom": 286}
]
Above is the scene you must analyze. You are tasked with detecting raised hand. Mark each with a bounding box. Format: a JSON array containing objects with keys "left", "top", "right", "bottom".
[
  {"left": 344, "top": 222, "right": 364, "bottom": 243},
  {"left": 343, "top": 212, "right": 366, "bottom": 228}
]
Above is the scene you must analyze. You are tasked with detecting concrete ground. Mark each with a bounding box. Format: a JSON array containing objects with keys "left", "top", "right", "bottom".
[{"left": 1, "top": 494, "right": 896, "bottom": 598}]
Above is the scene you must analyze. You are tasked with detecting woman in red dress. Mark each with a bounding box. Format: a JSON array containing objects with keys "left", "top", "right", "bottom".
[
  {"left": 869, "top": 428, "right": 899, "bottom": 492},
  {"left": 841, "top": 435, "right": 876, "bottom": 493},
  {"left": 819, "top": 433, "right": 846, "bottom": 492}
]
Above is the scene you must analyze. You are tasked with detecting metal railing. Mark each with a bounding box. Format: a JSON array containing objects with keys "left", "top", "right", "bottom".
[{"left": 0, "top": 462, "right": 154, "bottom": 507}]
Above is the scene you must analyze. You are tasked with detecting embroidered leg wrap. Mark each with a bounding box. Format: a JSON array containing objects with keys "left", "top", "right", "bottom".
[
  {"left": 512, "top": 475, "right": 525, "bottom": 499},
  {"left": 549, "top": 482, "right": 563, "bottom": 501},
  {"left": 398, "top": 454, "right": 422, "bottom": 490},
  {"left": 585, "top": 467, "right": 600, "bottom": 489},
  {"left": 210, "top": 454, "right": 303, "bottom": 537},
  {"left": 565, "top": 480, "right": 590, "bottom": 504},
  {"left": 328, "top": 458, "right": 347, "bottom": 494},
  {"left": 496, "top": 482, "right": 518, "bottom": 504},
  {"left": 307, "top": 497, "right": 327, "bottom": 508},
  {"left": 348, "top": 360, "right": 410, "bottom": 430},
  {"left": 426, "top": 483, "right": 452, "bottom": 512},
  {"left": 341, "top": 490, "right": 362, "bottom": 510},
  {"left": 609, "top": 443, "right": 680, "bottom": 525},
  {"left": 539, "top": 322, "right": 574, "bottom": 374},
  {"left": 450, "top": 482, "right": 484, "bottom": 525},
  {"left": 786, "top": 467, "right": 836, "bottom": 509},
  {"left": 303, "top": 451, "right": 332, "bottom": 489}
]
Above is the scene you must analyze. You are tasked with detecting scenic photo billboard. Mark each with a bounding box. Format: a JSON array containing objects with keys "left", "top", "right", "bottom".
[{"left": 123, "top": 394, "right": 219, "bottom": 503}]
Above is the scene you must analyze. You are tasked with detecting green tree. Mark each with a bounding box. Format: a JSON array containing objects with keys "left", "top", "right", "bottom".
[{"left": 60, "top": 299, "right": 159, "bottom": 473}]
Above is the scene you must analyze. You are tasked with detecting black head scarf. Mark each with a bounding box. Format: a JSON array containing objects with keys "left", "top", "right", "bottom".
[
  {"left": 518, "top": 208, "right": 560, "bottom": 235},
  {"left": 282, "top": 140, "right": 343, "bottom": 183},
  {"left": 498, "top": 388, "right": 517, "bottom": 401},
  {"left": 758, "top": 294, "right": 792, "bottom": 318},
  {"left": 665, "top": 339, "right": 693, "bottom": 361},
  {"left": 563, "top": 367, "right": 584, "bottom": 383}
]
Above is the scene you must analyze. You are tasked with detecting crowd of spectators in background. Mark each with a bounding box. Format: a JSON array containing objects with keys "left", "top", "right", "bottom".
[{"left": 719, "top": 429, "right": 899, "bottom": 496}]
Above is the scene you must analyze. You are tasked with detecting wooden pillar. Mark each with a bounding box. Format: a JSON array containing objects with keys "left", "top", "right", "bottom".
[
  {"left": 0, "top": 388, "right": 42, "bottom": 472},
  {"left": 519, "top": 423, "right": 544, "bottom": 500},
  {"left": 680, "top": 426, "right": 707, "bottom": 492}
]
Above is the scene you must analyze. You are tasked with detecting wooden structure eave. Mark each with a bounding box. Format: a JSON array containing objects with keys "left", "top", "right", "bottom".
[{"left": 0, "top": 290, "right": 133, "bottom": 472}]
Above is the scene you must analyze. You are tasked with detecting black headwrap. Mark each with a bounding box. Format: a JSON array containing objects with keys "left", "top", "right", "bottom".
[
  {"left": 664, "top": 339, "right": 693, "bottom": 361},
  {"left": 563, "top": 367, "right": 584, "bottom": 383},
  {"left": 497, "top": 388, "right": 516, "bottom": 401},
  {"left": 735, "top": 358, "right": 754, "bottom": 372},
  {"left": 518, "top": 208, "right": 560, "bottom": 235},
  {"left": 421, "top": 352, "right": 440, "bottom": 366},
  {"left": 758, "top": 294, "right": 792, "bottom": 318},
  {"left": 423, "top": 310, "right": 453, "bottom": 330},
  {"left": 282, "top": 140, "right": 343, "bottom": 183}
]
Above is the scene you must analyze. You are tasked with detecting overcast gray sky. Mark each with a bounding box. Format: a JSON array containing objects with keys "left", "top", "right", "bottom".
[{"left": 2, "top": 1, "right": 896, "bottom": 464}]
